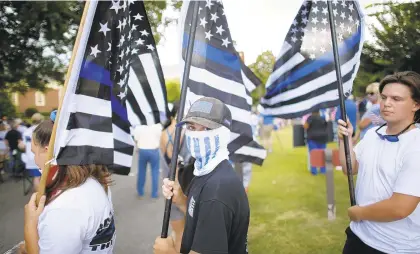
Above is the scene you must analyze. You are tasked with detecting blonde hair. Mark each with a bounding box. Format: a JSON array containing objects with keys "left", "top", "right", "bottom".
[
  {"left": 366, "top": 82, "right": 380, "bottom": 95},
  {"left": 31, "top": 113, "right": 44, "bottom": 125}
]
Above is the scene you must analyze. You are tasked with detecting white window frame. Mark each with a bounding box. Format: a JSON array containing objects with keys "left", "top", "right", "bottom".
[
  {"left": 11, "top": 93, "right": 19, "bottom": 106},
  {"left": 35, "top": 91, "right": 46, "bottom": 107}
]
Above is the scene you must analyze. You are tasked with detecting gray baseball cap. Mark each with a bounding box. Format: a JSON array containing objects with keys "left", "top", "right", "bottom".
[{"left": 177, "top": 97, "right": 232, "bottom": 130}]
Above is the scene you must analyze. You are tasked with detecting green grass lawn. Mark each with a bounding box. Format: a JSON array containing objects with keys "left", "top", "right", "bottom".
[{"left": 248, "top": 126, "right": 351, "bottom": 254}]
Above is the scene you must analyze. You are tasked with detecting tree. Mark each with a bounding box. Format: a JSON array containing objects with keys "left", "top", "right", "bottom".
[
  {"left": 0, "top": 1, "right": 181, "bottom": 92},
  {"left": 248, "top": 51, "right": 275, "bottom": 105},
  {"left": 0, "top": 91, "right": 16, "bottom": 118},
  {"left": 0, "top": 2, "right": 83, "bottom": 92},
  {"left": 353, "top": 2, "right": 420, "bottom": 95},
  {"left": 166, "top": 79, "right": 181, "bottom": 103}
]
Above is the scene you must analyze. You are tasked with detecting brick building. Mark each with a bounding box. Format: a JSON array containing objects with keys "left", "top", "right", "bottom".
[{"left": 11, "top": 82, "right": 63, "bottom": 114}]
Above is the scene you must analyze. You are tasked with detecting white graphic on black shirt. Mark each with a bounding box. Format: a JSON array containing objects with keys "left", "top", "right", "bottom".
[{"left": 188, "top": 196, "right": 196, "bottom": 217}]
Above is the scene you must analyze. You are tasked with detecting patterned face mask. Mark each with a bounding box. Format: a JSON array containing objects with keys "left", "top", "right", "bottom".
[{"left": 185, "top": 126, "right": 231, "bottom": 176}]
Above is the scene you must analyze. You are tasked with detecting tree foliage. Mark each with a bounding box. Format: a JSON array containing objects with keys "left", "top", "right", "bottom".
[
  {"left": 0, "top": 91, "right": 16, "bottom": 118},
  {"left": 0, "top": 1, "right": 83, "bottom": 91},
  {"left": 248, "top": 50, "right": 275, "bottom": 105},
  {"left": 354, "top": 1, "right": 420, "bottom": 95},
  {"left": 166, "top": 79, "right": 181, "bottom": 103},
  {"left": 0, "top": 1, "right": 181, "bottom": 92}
]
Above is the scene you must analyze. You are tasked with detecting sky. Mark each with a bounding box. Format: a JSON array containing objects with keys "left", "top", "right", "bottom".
[{"left": 156, "top": 0, "right": 387, "bottom": 79}]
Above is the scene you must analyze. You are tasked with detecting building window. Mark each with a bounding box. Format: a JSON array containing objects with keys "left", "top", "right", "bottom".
[
  {"left": 35, "top": 91, "right": 46, "bottom": 106},
  {"left": 11, "top": 93, "right": 19, "bottom": 106}
]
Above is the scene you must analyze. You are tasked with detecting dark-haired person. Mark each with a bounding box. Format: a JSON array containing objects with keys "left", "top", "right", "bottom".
[
  {"left": 20, "top": 111, "right": 116, "bottom": 254},
  {"left": 154, "top": 97, "right": 249, "bottom": 254},
  {"left": 5, "top": 119, "right": 23, "bottom": 172},
  {"left": 337, "top": 71, "right": 420, "bottom": 253}
]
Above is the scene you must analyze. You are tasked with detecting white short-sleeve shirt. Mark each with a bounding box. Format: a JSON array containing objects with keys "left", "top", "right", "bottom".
[
  {"left": 351, "top": 126, "right": 420, "bottom": 253},
  {"left": 132, "top": 123, "right": 162, "bottom": 149},
  {"left": 21, "top": 125, "right": 38, "bottom": 170},
  {"left": 38, "top": 178, "right": 116, "bottom": 254}
]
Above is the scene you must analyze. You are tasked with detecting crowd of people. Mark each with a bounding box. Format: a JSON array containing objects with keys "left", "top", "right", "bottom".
[
  {"left": 0, "top": 113, "right": 45, "bottom": 190},
  {"left": 1, "top": 71, "right": 420, "bottom": 253}
]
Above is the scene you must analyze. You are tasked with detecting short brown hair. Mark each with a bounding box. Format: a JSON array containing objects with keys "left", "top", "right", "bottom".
[
  {"left": 379, "top": 71, "right": 420, "bottom": 122},
  {"left": 33, "top": 119, "right": 54, "bottom": 147}
]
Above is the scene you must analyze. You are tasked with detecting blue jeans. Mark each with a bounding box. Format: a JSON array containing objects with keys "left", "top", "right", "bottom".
[
  {"left": 308, "top": 140, "right": 326, "bottom": 175},
  {"left": 137, "top": 149, "right": 160, "bottom": 198}
]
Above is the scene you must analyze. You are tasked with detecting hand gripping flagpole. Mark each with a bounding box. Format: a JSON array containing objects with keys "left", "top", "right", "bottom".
[
  {"left": 161, "top": 1, "right": 200, "bottom": 238},
  {"left": 327, "top": 1, "right": 356, "bottom": 206}
]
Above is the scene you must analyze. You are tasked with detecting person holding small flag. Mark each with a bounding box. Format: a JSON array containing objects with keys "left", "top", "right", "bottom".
[
  {"left": 337, "top": 71, "right": 420, "bottom": 253},
  {"left": 154, "top": 97, "right": 250, "bottom": 254}
]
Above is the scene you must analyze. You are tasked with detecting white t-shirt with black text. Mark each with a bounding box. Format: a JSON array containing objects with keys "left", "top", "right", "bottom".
[
  {"left": 38, "top": 178, "right": 116, "bottom": 254},
  {"left": 351, "top": 127, "right": 420, "bottom": 253}
]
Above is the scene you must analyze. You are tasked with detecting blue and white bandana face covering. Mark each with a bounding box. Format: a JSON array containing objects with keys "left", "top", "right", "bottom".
[{"left": 185, "top": 126, "right": 231, "bottom": 177}]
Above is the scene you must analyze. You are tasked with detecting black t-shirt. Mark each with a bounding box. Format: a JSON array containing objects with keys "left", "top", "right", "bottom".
[
  {"left": 180, "top": 160, "right": 250, "bottom": 254},
  {"left": 306, "top": 115, "right": 328, "bottom": 143},
  {"left": 5, "top": 129, "right": 22, "bottom": 150}
]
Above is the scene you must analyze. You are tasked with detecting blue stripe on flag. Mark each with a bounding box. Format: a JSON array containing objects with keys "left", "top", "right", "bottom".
[
  {"left": 80, "top": 60, "right": 128, "bottom": 122},
  {"left": 80, "top": 60, "right": 113, "bottom": 87},
  {"left": 111, "top": 95, "right": 128, "bottom": 122},
  {"left": 193, "top": 137, "right": 201, "bottom": 168},
  {"left": 204, "top": 137, "right": 211, "bottom": 165},
  {"left": 183, "top": 33, "right": 241, "bottom": 72},
  {"left": 267, "top": 28, "right": 361, "bottom": 97}
]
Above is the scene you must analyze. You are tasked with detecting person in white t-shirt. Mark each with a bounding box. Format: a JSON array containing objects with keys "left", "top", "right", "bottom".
[
  {"left": 20, "top": 111, "right": 116, "bottom": 254},
  {"left": 21, "top": 113, "right": 44, "bottom": 192},
  {"left": 338, "top": 71, "right": 420, "bottom": 253},
  {"left": 133, "top": 123, "right": 162, "bottom": 198}
]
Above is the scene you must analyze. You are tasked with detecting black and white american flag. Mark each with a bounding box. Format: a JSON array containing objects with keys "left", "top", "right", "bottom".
[
  {"left": 260, "top": 0, "right": 365, "bottom": 118},
  {"left": 125, "top": 1, "right": 169, "bottom": 127},
  {"left": 179, "top": 0, "right": 267, "bottom": 165},
  {"left": 54, "top": 0, "right": 166, "bottom": 175}
]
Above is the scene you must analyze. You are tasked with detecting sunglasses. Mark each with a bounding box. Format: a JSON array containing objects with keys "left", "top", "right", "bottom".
[
  {"left": 375, "top": 122, "right": 414, "bottom": 142},
  {"left": 366, "top": 92, "right": 375, "bottom": 96}
]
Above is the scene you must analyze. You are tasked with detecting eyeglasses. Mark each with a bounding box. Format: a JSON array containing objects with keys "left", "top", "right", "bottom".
[
  {"left": 366, "top": 92, "right": 375, "bottom": 96},
  {"left": 375, "top": 122, "right": 414, "bottom": 142}
]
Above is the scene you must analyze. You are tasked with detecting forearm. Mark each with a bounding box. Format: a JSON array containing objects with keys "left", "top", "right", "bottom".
[
  {"left": 24, "top": 224, "right": 39, "bottom": 254},
  {"left": 359, "top": 199, "right": 407, "bottom": 222},
  {"left": 359, "top": 118, "right": 371, "bottom": 130},
  {"left": 176, "top": 195, "right": 188, "bottom": 215}
]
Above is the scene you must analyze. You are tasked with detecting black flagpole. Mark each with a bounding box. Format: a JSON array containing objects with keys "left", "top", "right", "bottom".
[
  {"left": 327, "top": 1, "right": 356, "bottom": 206},
  {"left": 161, "top": 1, "right": 200, "bottom": 238}
]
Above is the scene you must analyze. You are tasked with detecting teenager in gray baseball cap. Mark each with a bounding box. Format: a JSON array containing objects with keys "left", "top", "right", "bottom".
[{"left": 154, "top": 97, "right": 250, "bottom": 254}]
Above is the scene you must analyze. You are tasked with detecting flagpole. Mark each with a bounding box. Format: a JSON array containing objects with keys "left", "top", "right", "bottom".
[
  {"left": 327, "top": 1, "right": 356, "bottom": 206},
  {"left": 160, "top": 1, "right": 200, "bottom": 238},
  {"left": 36, "top": 1, "right": 91, "bottom": 205}
]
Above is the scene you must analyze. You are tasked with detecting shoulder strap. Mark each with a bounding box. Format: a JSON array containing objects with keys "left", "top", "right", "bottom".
[{"left": 165, "top": 129, "right": 174, "bottom": 149}]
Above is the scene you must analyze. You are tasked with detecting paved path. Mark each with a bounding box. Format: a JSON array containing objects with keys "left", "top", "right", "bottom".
[{"left": 0, "top": 149, "right": 166, "bottom": 254}]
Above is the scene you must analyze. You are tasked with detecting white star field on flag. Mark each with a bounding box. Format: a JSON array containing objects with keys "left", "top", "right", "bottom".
[
  {"left": 287, "top": 0, "right": 360, "bottom": 60},
  {"left": 87, "top": 0, "right": 157, "bottom": 102},
  {"left": 192, "top": 0, "right": 234, "bottom": 49}
]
